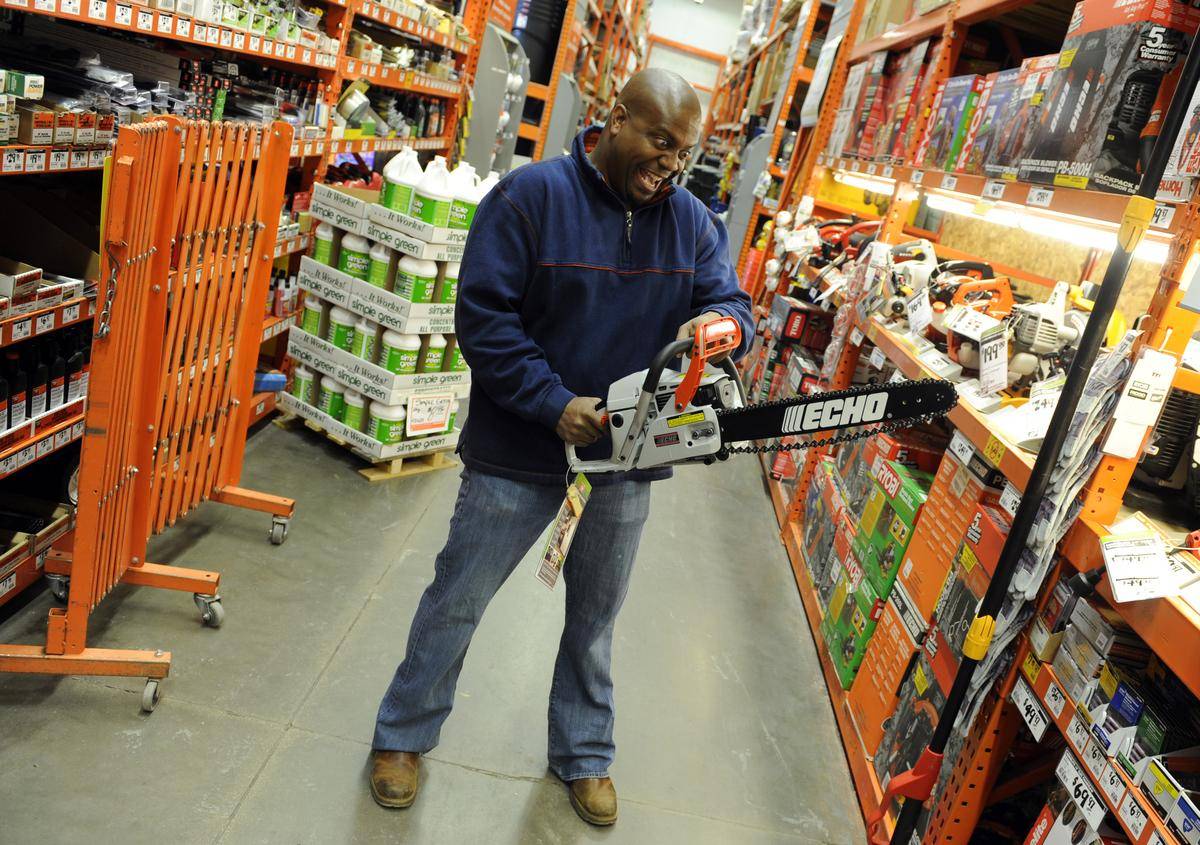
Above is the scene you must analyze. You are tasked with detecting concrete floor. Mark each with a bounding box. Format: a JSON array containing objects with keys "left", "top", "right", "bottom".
[{"left": 0, "top": 423, "right": 864, "bottom": 845}]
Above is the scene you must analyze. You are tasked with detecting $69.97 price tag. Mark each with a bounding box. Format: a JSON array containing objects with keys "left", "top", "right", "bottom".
[{"left": 1057, "top": 750, "right": 1106, "bottom": 831}]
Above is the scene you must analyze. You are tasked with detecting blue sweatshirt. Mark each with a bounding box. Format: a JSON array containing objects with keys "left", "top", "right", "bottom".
[{"left": 454, "top": 127, "right": 754, "bottom": 485}]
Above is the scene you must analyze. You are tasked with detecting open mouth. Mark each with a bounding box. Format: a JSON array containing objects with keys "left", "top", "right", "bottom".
[{"left": 635, "top": 167, "right": 665, "bottom": 193}]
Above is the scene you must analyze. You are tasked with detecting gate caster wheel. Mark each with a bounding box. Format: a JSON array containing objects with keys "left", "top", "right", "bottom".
[
  {"left": 47, "top": 574, "right": 69, "bottom": 604},
  {"left": 194, "top": 593, "right": 224, "bottom": 629},
  {"left": 141, "top": 680, "right": 161, "bottom": 713},
  {"left": 269, "top": 517, "right": 289, "bottom": 546}
]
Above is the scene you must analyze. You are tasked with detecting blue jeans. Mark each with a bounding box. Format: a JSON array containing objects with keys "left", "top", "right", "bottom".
[{"left": 373, "top": 468, "right": 652, "bottom": 781}]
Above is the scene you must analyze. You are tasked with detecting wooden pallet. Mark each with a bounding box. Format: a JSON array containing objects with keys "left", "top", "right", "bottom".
[{"left": 275, "top": 412, "right": 458, "bottom": 482}]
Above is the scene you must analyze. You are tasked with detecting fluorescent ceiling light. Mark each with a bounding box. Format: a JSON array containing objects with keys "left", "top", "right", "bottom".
[{"left": 833, "top": 170, "right": 895, "bottom": 194}]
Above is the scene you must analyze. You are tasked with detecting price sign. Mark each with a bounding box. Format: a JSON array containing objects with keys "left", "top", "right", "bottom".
[
  {"left": 192, "top": 23, "right": 206, "bottom": 40},
  {"left": 24, "top": 150, "right": 45, "bottom": 173},
  {"left": 905, "top": 287, "right": 933, "bottom": 335},
  {"left": 405, "top": 392, "right": 455, "bottom": 436},
  {"left": 1148, "top": 833, "right": 1166, "bottom": 845},
  {"left": 912, "top": 170, "right": 924, "bottom": 185},
  {"left": 1057, "top": 750, "right": 1106, "bottom": 830},
  {"left": 34, "top": 0, "right": 54, "bottom": 10},
  {"left": 1011, "top": 677, "right": 1050, "bottom": 741},
  {"left": 175, "top": 16, "right": 190, "bottom": 36},
  {"left": 114, "top": 2, "right": 130, "bottom": 23},
  {"left": 869, "top": 346, "right": 886, "bottom": 370},
  {"left": 35, "top": 312, "right": 55, "bottom": 335},
  {"left": 12, "top": 319, "right": 32, "bottom": 341},
  {"left": 1118, "top": 792, "right": 1148, "bottom": 839},
  {"left": 983, "top": 434, "right": 1005, "bottom": 467},
  {"left": 999, "top": 482, "right": 1021, "bottom": 518},
  {"left": 54, "top": 429, "right": 70, "bottom": 448},
  {"left": 2, "top": 150, "right": 23, "bottom": 173},
  {"left": 220, "top": 28, "right": 231, "bottom": 46},
  {"left": 882, "top": 165, "right": 894, "bottom": 178},
  {"left": 983, "top": 180, "right": 1006, "bottom": 200},
  {"left": 1022, "top": 651, "right": 1041, "bottom": 683},
  {"left": 207, "top": 25, "right": 219, "bottom": 43},
  {"left": 157, "top": 12, "right": 172, "bottom": 32},
  {"left": 948, "top": 431, "right": 974, "bottom": 467},
  {"left": 275, "top": 40, "right": 286, "bottom": 57},
  {"left": 16, "top": 447, "right": 33, "bottom": 468},
  {"left": 61, "top": 0, "right": 78, "bottom": 11},
  {"left": 850, "top": 326, "right": 865, "bottom": 347},
  {"left": 866, "top": 162, "right": 877, "bottom": 175},
  {"left": 1151, "top": 203, "right": 1175, "bottom": 230},
  {"left": 1100, "top": 762, "right": 1127, "bottom": 807},
  {"left": 71, "top": 150, "right": 89, "bottom": 169},
  {"left": 36, "top": 437, "right": 53, "bottom": 458},
  {"left": 941, "top": 174, "right": 958, "bottom": 190},
  {"left": 1027, "top": 186, "right": 1054, "bottom": 208},
  {"left": 1083, "top": 739, "right": 1109, "bottom": 780},
  {"left": 1044, "top": 682, "right": 1066, "bottom": 718},
  {"left": 63, "top": 303, "right": 80, "bottom": 323},
  {"left": 87, "top": 0, "right": 106, "bottom": 19},
  {"left": 977, "top": 324, "right": 1007, "bottom": 395},
  {"left": 234, "top": 32, "right": 245, "bottom": 48},
  {"left": 49, "top": 150, "right": 68, "bottom": 171},
  {"left": 286, "top": 44, "right": 296, "bottom": 58},
  {"left": 851, "top": 160, "right": 861, "bottom": 172},
  {"left": 89, "top": 149, "right": 105, "bottom": 167},
  {"left": 301, "top": 47, "right": 312, "bottom": 63},
  {"left": 249, "top": 34, "right": 260, "bottom": 51},
  {"left": 136, "top": 7, "right": 151, "bottom": 28}
]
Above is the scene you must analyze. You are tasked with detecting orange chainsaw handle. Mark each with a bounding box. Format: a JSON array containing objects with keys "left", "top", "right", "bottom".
[
  {"left": 674, "top": 317, "right": 742, "bottom": 412},
  {"left": 950, "top": 277, "right": 1014, "bottom": 319}
]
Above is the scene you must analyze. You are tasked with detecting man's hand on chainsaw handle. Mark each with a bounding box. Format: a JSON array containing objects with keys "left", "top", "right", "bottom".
[
  {"left": 556, "top": 396, "right": 606, "bottom": 446},
  {"left": 677, "top": 312, "right": 731, "bottom": 361}
]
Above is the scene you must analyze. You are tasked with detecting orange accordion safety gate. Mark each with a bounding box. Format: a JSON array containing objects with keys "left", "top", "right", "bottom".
[{"left": 0, "top": 117, "right": 295, "bottom": 712}]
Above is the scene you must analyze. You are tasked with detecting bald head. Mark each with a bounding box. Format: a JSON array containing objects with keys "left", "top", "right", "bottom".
[{"left": 589, "top": 69, "right": 703, "bottom": 206}]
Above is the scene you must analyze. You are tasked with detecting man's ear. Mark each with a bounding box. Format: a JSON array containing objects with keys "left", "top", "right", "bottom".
[{"left": 609, "top": 104, "right": 628, "bottom": 135}]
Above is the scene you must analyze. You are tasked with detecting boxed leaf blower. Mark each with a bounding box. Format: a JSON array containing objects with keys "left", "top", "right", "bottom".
[{"left": 1018, "top": 0, "right": 1200, "bottom": 193}]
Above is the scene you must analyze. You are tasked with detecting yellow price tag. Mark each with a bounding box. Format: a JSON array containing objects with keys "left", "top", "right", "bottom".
[
  {"left": 914, "top": 663, "right": 929, "bottom": 695},
  {"left": 1058, "top": 48, "right": 1076, "bottom": 68},
  {"left": 1030, "top": 92, "right": 1044, "bottom": 106},
  {"left": 1022, "top": 651, "right": 1041, "bottom": 684},
  {"left": 982, "top": 435, "right": 1005, "bottom": 468},
  {"left": 958, "top": 543, "right": 980, "bottom": 573}
]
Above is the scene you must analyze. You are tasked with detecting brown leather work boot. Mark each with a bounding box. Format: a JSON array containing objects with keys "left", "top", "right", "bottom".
[
  {"left": 567, "top": 777, "right": 618, "bottom": 826},
  {"left": 369, "top": 750, "right": 421, "bottom": 809}
]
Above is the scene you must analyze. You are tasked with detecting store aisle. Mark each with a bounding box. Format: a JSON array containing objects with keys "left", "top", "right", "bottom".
[{"left": 0, "top": 424, "right": 863, "bottom": 844}]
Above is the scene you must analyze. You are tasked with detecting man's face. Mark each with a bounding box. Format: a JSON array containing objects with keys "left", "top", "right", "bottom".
[{"left": 605, "top": 102, "right": 700, "bottom": 206}]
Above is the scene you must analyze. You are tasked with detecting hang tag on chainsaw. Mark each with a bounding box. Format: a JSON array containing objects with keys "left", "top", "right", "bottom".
[
  {"left": 1099, "top": 520, "right": 1175, "bottom": 603},
  {"left": 535, "top": 473, "right": 593, "bottom": 590},
  {"left": 1102, "top": 348, "right": 1177, "bottom": 459},
  {"left": 905, "top": 287, "right": 933, "bottom": 336}
]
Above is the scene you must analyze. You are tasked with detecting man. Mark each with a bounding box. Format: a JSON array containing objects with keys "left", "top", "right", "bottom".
[{"left": 370, "top": 68, "right": 754, "bottom": 826}]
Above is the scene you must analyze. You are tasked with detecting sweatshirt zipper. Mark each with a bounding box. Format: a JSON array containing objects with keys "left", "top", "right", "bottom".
[{"left": 624, "top": 209, "right": 632, "bottom": 263}]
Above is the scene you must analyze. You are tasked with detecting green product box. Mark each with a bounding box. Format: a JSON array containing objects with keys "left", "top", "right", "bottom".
[
  {"left": 820, "top": 538, "right": 885, "bottom": 689},
  {"left": 855, "top": 459, "right": 932, "bottom": 599}
]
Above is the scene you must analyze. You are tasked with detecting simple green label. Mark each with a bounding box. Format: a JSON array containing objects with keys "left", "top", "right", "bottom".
[
  {"left": 447, "top": 346, "right": 466, "bottom": 371},
  {"left": 312, "top": 238, "right": 333, "bottom": 265},
  {"left": 367, "top": 258, "right": 390, "bottom": 289},
  {"left": 350, "top": 330, "right": 376, "bottom": 361},
  {"left": 447, "top": 411, "right": 457, "bottom": 431},
  {"left": 438, "top": 277, "right": 457, "bottom": 303},
  {"left": 371, "top": 416, "right": 406, "bottom": 444},
  {"left": 396, "top": 270, "right": 435, "bottom": 303},
  {"left": 421, "top": 349, "right": 445, "bottom": 373},
  {"left": 411, "top": 192, "right": 450, "bottom": 227},
  {"left": 301, "top": 308, "right": 321, "bottom": 335},
  {"left": 383, "top": 345, "right": 419, "bottom": 375},
  {"left": 339, "top": 249, "right": 370, "bottom": 281},
  {"left": 384, "top": 182, "right": 414, "bottom": 214},
  {"left": 448, "top": 199, "right": 476, "bottom": 230},
  {"left": 343, "top": 403, "right": 365, "bottom": 431},
  {"left": 327, "top": 320, "right": 355, "bottom": 351},
  {"left": 318, "top": 388, "right": 345, "bottom": 421},
  {"left": 291, "top": 374, "right": 314, "bottom": 403}
]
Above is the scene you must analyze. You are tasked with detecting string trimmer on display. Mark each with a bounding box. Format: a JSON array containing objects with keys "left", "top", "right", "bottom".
[{"left": 566, "top": 317, "right": 957, "bottom": 474}]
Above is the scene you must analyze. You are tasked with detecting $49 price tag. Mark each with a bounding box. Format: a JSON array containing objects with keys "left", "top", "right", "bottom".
[{"left": 1011, "top": 677, "right": 1049, "bottom": 740}]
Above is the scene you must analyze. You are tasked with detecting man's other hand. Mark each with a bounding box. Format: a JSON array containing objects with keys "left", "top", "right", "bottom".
[
  {"left": 557, "top": 397, "right": 607, "bottom": 446},
  {"left": 676, "top": 312, "right": 730, "bottom": 361}
]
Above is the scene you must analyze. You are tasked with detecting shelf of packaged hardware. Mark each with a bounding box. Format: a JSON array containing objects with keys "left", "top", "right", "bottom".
[
  {"left": 352, "top": 0, "right": 470, "bottom": 54},
  {"left": 1059, "top": 517, "right": 1200, "bottom": 701},
  {"left": 338, "top": 56, "right": 463, "bottom": 98},
  {"left": 1019, "top": 649, "right": 1180, "bottom": 845},
  {"left": 260, "top": 310, "right": 299, "bottom": 342},
  {"left": 0, "top": 513, "right": 73, "bottom": 611},
  {"left": 819, "top": 156, "right": 1186, "bottom": 236},
  {"left": 3, "top": 0, "right": 339, "bottom": 70},
  {"left": 326, "top": 135, "right": 449, "bottom": 156},
  {"left": 272, "top": 233, "right": 310, "bottom": 260},
  {"left": 1, "top": 296, "right": 93, "bottom": 348},
  {"left": 247, "top": 390, "right": 279, "bottom": 426},
  {"left": 849, "top": 6, "right": 950, "bottom": 61},
  {"left": 0, "top": 402, "right": 86, "bottom": 481},
  {"left": 774, "top": 502, "right": 895, "bottom": 837},
  {"left": 0, "top": 144, "right": 109, "bottom": 176}
]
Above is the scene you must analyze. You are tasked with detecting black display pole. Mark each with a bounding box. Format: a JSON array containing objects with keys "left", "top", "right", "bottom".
[{"left": 885, "top": 40, "right": 1200, "bottom": 845}]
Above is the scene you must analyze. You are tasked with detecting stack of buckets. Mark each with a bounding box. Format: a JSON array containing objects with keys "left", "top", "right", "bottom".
[{"left": 294, "top": 152, "right": 498, "bottom": 448}]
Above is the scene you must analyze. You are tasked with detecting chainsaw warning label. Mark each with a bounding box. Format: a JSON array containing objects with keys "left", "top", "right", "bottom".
[
  {"left": 653, "top": 432, "right": 681, "bottom": 447},
  {"left": 666, "top": 411, "right": 705, "bottom": 428}
]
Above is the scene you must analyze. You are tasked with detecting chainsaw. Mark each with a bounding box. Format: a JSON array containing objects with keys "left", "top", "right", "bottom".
[{"left": 566, "top": 317, "right": 958, "bottom": 474}]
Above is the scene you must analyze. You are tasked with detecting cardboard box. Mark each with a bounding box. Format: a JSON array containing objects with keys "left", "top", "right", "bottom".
[
  {"left": 0, "top": 258, "right": 42, "bottom": 301},
  {"left": 279, "top": 391, "right": 459, "bottom": 462},
  {"left": 850, "top": 52, "right": 890, "bottom": 158},
  {"left": 801, "top": 458, "right": 844, "bottom": 580},
  {"left": 16, "top": 104, "right": 54, "bottom": 145},
  {"left": 74, "top": 111, "right": 96, "bottom": 145},
  {"left": 956, "top": 68, "right": 1022, "bottom": 174},
  {"left": 876, "top": 41, "right": 929, "bottom": 162},
  {"left": 1019, "top": 0, "right": 1200, "bottom": 193},
  {"left": 298, "top": 256, "right": 455, "bottom": 335},
  {"left": 3, "top": 70, "right": 45, "bottom": 99},
  {"left": 50, "top": 107, "right": 78, "bottom": 145},
  {"left": 873, "top": 649, "right": 945, "bottom": 793},
  {"left": 981, "top": 55, "right": 1060, "bottom": 180},
  {"left": 768, "top": 294, "right": 833, "bottom": 350},
  {"left": 95, "top": 112, "right": 116, "bottom": 143},
  {"left": 817, "top": 515, "right": 859, "bottom": 610},
  {"left": 856, "top": 458, "right": 932, "bottom": 598},
  {"left": 823, "top": 572, "right": 885, "bottom": 689},
  {"left": 915, "top": 74, "right": 986, "bottom": 171}
]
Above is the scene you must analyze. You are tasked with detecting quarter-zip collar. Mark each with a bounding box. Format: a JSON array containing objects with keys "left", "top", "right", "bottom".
[{"left": 571, "top": 126, "right": 675, "bottom": 212}]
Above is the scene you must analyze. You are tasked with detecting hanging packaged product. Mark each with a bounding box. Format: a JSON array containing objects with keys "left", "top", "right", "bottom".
[
  {"left": 326, "top": 306, "right": 357, "bottom": 351},
  {"left": 410, "top": 155, "right": 453, "bottom": 227},
  {"left": 438, "top": 261, "right": 459, "bottom": 304},
  {"left": 350, "top": 316, "right": 378, "bottom": 361},
  {"left": 313, "top": 222, "right": 335, "bottom": 266},
  {"left": 301, "top": 297, "right": 325, "bottom": 335},
  {"left": 317, "top": 378, "right": 346, "bottom": 421},
  {"left": 343, "top": 390, "right": 366, "bottom": 431},
  {"left": 420, "top": 333, "right": 447, "bottom": 373},
  {"left": 444, "top": 335, "right": 467, "bottom": 372},
  {"left": 368, "top": 401, "right": 407, "bottom": 444},
  {"left": 447, "top": 161, "right": 479, "bottom": 230},
  {"left": 338, "top": 233, "right": 371, "bottom": 281},
  {"left": 380, "top": 330, "right": 422, "bottom": 374},
  {"left": 292, "top": 365, "right": 315, "bottom": 403},
  {"left": 367, "top": 241, "right": 392, "bottom": 289},
  {"left": 395, "top": 255, "right": 437, "bottom": 303},
  {"left": 382, "top": 147, "right": 424, "bottom": 213}
]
